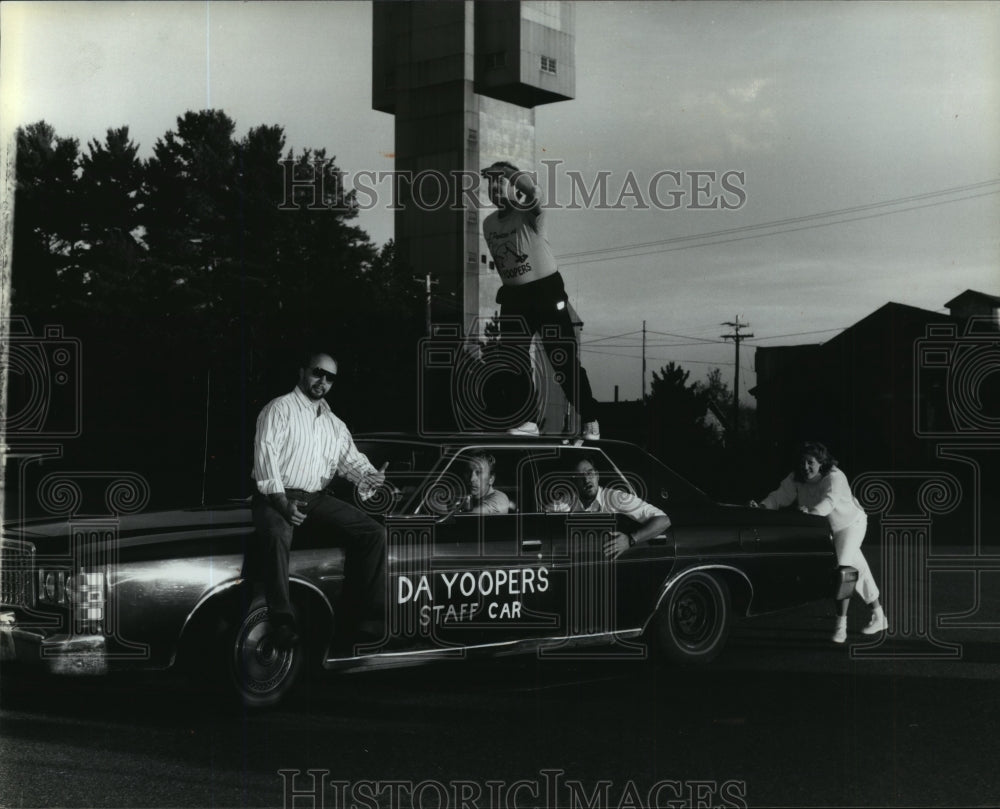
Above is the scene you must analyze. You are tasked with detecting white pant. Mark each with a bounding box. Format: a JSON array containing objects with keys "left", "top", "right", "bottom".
[{"left": 833, "top": 515, "right": 879, "bottom": 604}]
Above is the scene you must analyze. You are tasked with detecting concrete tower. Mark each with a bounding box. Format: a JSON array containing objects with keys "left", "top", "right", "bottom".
[{"left": 372, "top": 1, "right": 576, "bottom": 334}]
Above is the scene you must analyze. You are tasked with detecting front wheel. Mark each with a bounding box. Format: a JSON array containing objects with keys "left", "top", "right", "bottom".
[
  {"left": 648, "top": 572, "right": 731, "bottom": 664},
  {"left": 226, "top": 604, "right": 303, "bottom": 708}
]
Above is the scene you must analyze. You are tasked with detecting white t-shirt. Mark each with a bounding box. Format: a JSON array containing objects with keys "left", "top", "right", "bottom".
[{"left": 483, "top": 207, "right": 557, "bottom": 286}]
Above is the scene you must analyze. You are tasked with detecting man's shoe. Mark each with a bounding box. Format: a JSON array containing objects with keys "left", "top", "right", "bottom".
[
  {"left": 507, "top": 421, "right": 540, "bottom": 437},
  {"left": 582, "top": 420, "right": 601, "bottom": 440},
  {"left": 832, "top": 619, "right": 847, "bottom": 644},
  {"left": 861, "top": 610, "right": 888, "bottom": 635}
]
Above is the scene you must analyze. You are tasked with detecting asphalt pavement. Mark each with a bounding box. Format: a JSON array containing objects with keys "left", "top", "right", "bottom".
[{"left": 2, "top": 547, "right": 999, "bottom": 809}]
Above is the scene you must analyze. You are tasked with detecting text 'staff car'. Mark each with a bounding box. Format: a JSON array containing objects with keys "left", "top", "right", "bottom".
[{"left": 1, "top": 437, "right": 852, "bottom": 707}]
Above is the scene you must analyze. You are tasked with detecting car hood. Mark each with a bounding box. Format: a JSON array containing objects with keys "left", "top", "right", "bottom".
[{"left": 3, "top": 504, "right": 253, "bottom": 554}]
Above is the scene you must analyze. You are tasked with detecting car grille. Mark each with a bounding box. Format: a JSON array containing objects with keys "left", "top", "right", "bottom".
[{"left": 0, "top": 540, "right": 36, "bottom": 609}]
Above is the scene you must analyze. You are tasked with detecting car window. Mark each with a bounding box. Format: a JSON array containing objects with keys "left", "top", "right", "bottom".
[
  {"left": 417, "top": 447, "right": 541, "bottom": 516},
  {"left": 352, "top": 439, "right": 443, "bottom": 514},
  {"left": 601, "top": 441, "right": 709, "bottom": 508},
  {"left": 534, "top": 447, "right": 633, "bottom": 512}
]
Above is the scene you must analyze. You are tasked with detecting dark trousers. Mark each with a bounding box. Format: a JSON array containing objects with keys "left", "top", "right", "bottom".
[
  {"left": 246, "top": 490, "right": 386, "bottom": 639},
  {"left": 496, "top": 272, "right": 598, "bottom": 425}
]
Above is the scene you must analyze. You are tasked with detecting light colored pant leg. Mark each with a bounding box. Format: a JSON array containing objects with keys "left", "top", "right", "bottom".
[{"left": 832, "top": 516, "right": 880, "bottom": 604}]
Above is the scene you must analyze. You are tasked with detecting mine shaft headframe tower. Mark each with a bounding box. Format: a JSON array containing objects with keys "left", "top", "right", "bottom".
[{"left": 372, "top": 1, "right": 576, "bottom": 334}]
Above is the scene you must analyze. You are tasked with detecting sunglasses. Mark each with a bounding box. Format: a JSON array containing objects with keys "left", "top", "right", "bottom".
[{"left": 310, "top": 367, "right": 337, "bottom": 383}]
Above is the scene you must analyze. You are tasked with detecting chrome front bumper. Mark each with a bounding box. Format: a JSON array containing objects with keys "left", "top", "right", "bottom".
[{"left": 0, "top": 612, "right": 108, "bottom": 675}]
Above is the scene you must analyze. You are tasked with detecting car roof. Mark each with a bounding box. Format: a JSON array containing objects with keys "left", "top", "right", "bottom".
[{"left": 354, "top": 431, "right": 622, "bottom": 448}]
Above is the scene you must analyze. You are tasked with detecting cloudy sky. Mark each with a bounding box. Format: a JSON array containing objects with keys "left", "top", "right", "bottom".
[{"left": 3, "top": 1, "right": 998, "bottom": 401}]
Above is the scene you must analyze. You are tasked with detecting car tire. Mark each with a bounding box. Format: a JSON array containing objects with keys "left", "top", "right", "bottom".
[
  {"left": 225, "top": 603, "right": 304, "bottom": 709},
  {"left": 649, "top": 571, "right": 731, "bottom": 664}
]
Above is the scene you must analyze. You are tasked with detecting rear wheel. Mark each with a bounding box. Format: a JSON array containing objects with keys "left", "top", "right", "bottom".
[
  {"left": 226, "top": 604, "right": 303, "bottom": 708},
  {"left": 649, "top": 571, "right": 731, "bottom": 664}
]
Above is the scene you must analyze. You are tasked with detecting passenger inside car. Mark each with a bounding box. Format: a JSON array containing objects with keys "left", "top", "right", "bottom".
[
  {"left": 459, "top": 451, "right": 513, "bottom": 515},
  {"left": 542, "top": 452, "right": 671, "bottom": 556}
]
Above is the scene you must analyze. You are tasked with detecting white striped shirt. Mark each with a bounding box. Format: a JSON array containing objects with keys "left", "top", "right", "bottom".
[{"left": 253, "top": 387, "right": 376, "bottom": 495}]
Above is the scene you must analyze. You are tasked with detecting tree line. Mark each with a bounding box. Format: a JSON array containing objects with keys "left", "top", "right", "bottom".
[{"left": 11, "top": 110, "right": 422, "bottom": 509}]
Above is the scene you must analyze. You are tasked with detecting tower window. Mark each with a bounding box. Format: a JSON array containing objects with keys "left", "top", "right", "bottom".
[{"left": 541, "top": 56, "right": 557, "bottom": 74}]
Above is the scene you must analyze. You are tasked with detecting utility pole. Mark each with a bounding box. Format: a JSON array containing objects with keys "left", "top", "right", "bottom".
[
  {"left": 721, "top": 316, "right": 753, "bottom": 441},
  {"left": 641, "top": 319, "right": 647, "bottom": 402},
  {"left": 413, "top": 272, "right": 438, "bottom": 336}
]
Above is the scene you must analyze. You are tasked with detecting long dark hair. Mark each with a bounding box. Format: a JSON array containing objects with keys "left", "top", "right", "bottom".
[{"left": 794, "top": 441, "right": 837, "bottom": 482}]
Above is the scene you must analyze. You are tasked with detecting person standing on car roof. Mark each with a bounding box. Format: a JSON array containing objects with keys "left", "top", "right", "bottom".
[
  {"left": 751, "top": 441, "right": 887, "bottom": 644},
  {"left": 481, "top": 160, "right": 600, "bottom": 440},
  {"left": 245, "top": 351, "right": 387, "bottom": 654}
]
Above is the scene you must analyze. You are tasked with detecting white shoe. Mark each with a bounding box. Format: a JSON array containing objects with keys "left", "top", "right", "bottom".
[
  {"left": 832, "top": 619, "right": 847, "bottom": 644},
  {"left": 582, "top": 420, "right": 601, "bottom": 440},
  {"left": 507, "top": 421, "right": 539, "bottom": 437},
  {"left": 861, "top": 610, "right": 888, "bottom": 635}
]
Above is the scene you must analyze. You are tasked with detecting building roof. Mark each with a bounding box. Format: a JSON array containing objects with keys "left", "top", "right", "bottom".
[
  {"left": 751, "top": 300, "right": 961, "bottom": 399},
  {"left": 944, "top": 289, "right": 1000, "bottom": 309}
]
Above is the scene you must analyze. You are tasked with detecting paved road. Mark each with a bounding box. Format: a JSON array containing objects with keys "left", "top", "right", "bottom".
[{"left": 2, "top": 559, "right": 999, "bottom": 809}]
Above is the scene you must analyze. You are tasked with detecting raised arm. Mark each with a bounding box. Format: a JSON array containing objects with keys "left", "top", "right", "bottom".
[
  {"left": 325, "top": 416, "right": 375, "bottom": 483},
  {"left": 760, "top": 474, "right": 798, "bottom": 510}
]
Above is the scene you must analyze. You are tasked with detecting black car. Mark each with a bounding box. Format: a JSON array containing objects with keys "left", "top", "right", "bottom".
[{"left": 1, "top": 436, "right": 851, "bottom": 707}]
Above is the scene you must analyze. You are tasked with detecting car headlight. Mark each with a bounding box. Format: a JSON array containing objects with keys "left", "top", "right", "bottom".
[
  {"left": 66, "top": 569, "right": 106, "bottom": 627},
  {"left": 37, "top": 569, "right": 68, "bottom": 604}
]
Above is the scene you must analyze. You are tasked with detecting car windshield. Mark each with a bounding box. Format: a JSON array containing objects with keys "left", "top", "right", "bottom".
[
  {"left": 416, "top": 446, "right": 534, "bottom": 516},
  {"left": 602, "top": 442, "right": 710, "bottom": 507},
  {"left": 351, "top": 439, "right": 443, "bottom": 515}
]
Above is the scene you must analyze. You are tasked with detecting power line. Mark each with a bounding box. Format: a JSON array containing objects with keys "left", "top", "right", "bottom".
[
  {"left": 583, "top": 341, "right": 726, "bottom": 348},
  {"left": 583, "top": 328, "right": 726, "bottom": 345},
  {"left": 580, "top": 329, "right": 644, "bottom": 344},
  {"left": 556, "top": 179, "right": 1000, "bottom": 262},
  {"left": 558, "top": 188, "right": 1000, "bottom": 267},
  {"left": 582, "top": 346, "right": 736, "bottom": 366},
  {"left": 646, "top": 329, "right": 727, "bottom": 343},
  {"left": 747, "top": 327, "right": 846, "bottom": 342}
]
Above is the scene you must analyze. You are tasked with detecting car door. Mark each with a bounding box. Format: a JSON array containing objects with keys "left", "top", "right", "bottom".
[
  {"left": 537, "top": 447, "right": 671, "bottom": 643},
  {"left": 391, "top": 446, "right": 559, "bottom": 650},
  {"left": 733, "top": 506, "right": 836, "bottom": 613}
]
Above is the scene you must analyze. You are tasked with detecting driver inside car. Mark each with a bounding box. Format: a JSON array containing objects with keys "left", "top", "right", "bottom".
[{"left": 459, "top": 451, "right": 512, "bottom": 515}]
